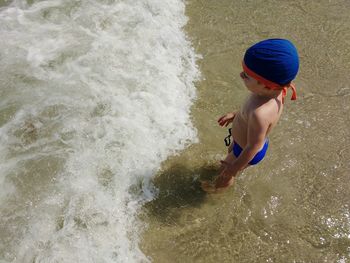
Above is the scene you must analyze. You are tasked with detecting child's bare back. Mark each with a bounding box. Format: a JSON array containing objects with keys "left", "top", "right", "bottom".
[{"left": 231, "top": 93, "right": 283, "bottom": 150}]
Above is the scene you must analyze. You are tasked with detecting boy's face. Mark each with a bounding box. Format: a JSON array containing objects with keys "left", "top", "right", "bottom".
[{"left": 240, "top": 71, "right": 266, "bottom": 93}]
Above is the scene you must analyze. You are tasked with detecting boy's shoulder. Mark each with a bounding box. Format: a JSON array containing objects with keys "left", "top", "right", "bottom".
[{"left": 250, "top": 96, "right": 282, "bottom": 123}]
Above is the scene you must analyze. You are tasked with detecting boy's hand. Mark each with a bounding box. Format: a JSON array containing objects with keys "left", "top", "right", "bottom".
[
  {"left": 213, "top": 161, "right": 237, "bottom": 187},
  {"left": 218, "top": 112, "right": 236, "bottom": 127},
  {"left": 219, "top": 160, "right": 238, "bottom": 179},
  {"left": 201, "top": 160, "right": 236, "bottom": 193}
]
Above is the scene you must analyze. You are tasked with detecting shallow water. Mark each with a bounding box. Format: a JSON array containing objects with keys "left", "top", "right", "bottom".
[
  {"left": 0, "top": 0, "right": 199, "bottom": 262},
  {"left": 141, "top": 0, "right": 350, "bottom": 262}
]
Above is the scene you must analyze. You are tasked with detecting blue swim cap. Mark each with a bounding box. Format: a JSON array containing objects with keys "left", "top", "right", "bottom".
[{"left": 243, "top": 39, "right": 299, "bottom": 86}]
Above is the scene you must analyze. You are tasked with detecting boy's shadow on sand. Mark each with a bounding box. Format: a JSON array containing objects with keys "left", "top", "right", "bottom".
[{"left": 144, "top": 164, "right": 218, "bottom": 223}]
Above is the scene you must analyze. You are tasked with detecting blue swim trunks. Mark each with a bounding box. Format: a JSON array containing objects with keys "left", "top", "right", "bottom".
[{"left": 232, "top": 139, "right": 269, "bottom": 165}]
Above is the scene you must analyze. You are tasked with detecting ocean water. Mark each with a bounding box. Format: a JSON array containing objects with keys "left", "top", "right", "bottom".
[
  {"left": 141, "top": 0, "right": 350, "bottom": 262},
  {"left": 0, "top": 0, "right": 200, "bottom": 262}
]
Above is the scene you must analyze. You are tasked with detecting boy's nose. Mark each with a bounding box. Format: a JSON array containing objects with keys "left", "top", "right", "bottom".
[{"left": 240, "top": 71, "right": 248, "bottom": 79}]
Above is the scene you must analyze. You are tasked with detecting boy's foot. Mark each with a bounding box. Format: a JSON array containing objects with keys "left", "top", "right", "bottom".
[{"left": 200, "top": 180, "right": 230, "bottom": 194}]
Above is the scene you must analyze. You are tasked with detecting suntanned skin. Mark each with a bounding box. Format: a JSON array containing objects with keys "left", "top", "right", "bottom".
[{"left": 201, "top": 71, "right": 284, "bottom": 193}]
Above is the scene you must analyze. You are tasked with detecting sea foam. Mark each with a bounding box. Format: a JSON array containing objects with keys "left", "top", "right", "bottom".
[{"left": 0, "top": 0, "right": 199, "bottom": 262}]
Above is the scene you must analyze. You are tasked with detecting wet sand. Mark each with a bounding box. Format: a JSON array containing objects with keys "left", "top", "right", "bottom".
[{"left": 141, "top": 0, "right": 350, "bottom": 262}]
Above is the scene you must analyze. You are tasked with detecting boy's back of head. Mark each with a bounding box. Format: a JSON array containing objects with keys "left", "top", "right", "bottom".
[{"left": 242, "top": 39, "right": 300, "bottom": 101}]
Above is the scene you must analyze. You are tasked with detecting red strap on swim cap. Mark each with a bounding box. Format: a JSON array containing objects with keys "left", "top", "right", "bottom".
[
  {"left": 282, "top": 84, "right": 297, "bottom": 103},
  {"left": 242, "top": 61, "right": 297, "bottom": 103}
]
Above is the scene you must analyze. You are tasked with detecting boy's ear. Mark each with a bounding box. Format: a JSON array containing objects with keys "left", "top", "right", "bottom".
[{"left": 256, "top": 80, "right": 266, "bottom": 88}]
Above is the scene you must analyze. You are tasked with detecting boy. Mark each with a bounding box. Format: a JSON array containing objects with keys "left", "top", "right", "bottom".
[{"left": 201, "top": 39, "right": 299, "bottom": 193}]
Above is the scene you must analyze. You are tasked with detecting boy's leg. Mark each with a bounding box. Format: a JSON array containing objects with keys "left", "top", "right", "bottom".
[
  {"left": 214, "top": 151, "right": 237, "bottom": 188},
  {"left": 201, "top": 150, "right": 239, "bottom": 193}
]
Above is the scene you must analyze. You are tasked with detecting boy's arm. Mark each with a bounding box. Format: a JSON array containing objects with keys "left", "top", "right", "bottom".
[
  {"left": 217, "top": 111, "right": 237, "bottom": 127},
  {"left": 218, "top": 111, "right": 269, "bottom": 180}
]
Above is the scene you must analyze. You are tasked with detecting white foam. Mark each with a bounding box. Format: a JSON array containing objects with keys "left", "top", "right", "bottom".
[{"left": 0, "top": 0, "right": 200, "bottom": 262}]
